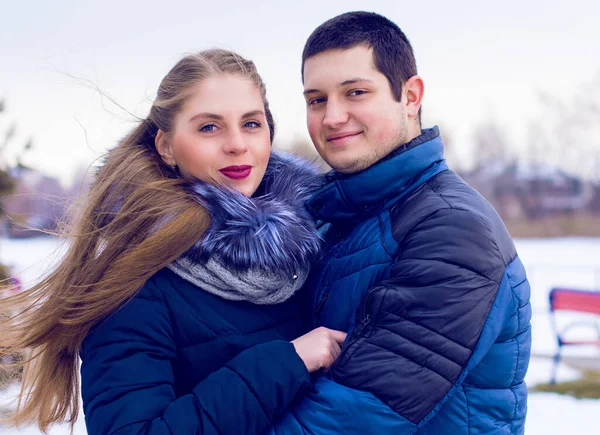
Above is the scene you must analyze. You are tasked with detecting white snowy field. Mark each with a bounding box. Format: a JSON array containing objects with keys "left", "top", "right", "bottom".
[{"left": 1, "top": 236, "right": 600, "bottom": 434}]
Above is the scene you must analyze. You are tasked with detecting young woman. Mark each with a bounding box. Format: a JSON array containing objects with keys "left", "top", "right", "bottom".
[{"left": 0, "top": 49, "right": 346, "bottom": 434}]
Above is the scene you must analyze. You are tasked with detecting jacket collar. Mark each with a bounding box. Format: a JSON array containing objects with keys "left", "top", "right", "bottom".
[{"left": 306, "top": 126, "right": 448, "bottom": 221}]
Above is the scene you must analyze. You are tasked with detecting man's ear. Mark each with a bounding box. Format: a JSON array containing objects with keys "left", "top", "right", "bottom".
[
  {"left": 403, "top": 75, "right": 425, "bottom": 119},
  {"left": 155, "top": 130, "right": 176, "bottom": 166}
]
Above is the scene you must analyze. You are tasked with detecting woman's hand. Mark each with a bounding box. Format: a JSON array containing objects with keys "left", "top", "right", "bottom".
[{"left": 291, "top": 327, "right": 347, "bottom": 372}]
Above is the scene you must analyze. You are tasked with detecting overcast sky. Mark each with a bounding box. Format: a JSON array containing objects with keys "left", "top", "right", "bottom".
[{"left": 1, "top": 0, "right": 599, "bottom": 184}]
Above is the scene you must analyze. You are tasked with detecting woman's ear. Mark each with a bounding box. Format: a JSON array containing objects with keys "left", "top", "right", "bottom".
[{"left": 155, "top": 130, "right": 177, "bottom": 167}]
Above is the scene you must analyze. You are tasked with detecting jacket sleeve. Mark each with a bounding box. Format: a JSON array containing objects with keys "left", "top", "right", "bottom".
[
  {"left": 80, "top": 282, "right": 311, "bottom": 435},
  {"left": 271, "top": 208, "right": 514, "bottom": 433}
]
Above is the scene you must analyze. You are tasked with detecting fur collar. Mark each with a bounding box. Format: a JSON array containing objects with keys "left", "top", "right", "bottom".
[{"left": 183, "top": 151, "right": 324, "bottom": 274}]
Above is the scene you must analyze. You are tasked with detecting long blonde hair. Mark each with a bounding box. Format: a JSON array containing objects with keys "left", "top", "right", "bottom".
[{"left": 0, "top": 49, "right": 274, "bottom": 433}]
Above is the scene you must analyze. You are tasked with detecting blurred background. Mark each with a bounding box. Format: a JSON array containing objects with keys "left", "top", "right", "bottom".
[{"left": 1, "top": 0, "right": 599, "bottom": 433}]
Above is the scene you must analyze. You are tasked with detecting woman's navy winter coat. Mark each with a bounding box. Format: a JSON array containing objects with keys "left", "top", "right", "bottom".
[
  {"left": 81, "top": 271, "right": 309, "bottom": 434},
  {"left": 79, "top": 153, "right": 322, "bottom": 435}
]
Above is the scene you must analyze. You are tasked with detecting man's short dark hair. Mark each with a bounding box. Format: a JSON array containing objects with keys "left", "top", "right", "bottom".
[{"left": 301, "top": 11, "right": 417, "bottom": 103}]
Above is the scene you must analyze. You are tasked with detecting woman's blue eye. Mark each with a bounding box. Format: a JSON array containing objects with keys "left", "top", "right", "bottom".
[
  {"left": 245, "top": 121, "right": 261, "bottom": 128},
  {"left": 199, "top": 124, "right": 217, "bottom": 132}
]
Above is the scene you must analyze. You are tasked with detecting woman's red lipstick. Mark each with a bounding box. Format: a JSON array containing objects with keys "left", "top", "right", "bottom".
[{"left": 219, "top": 165, "right": 252, "bottom": 180}]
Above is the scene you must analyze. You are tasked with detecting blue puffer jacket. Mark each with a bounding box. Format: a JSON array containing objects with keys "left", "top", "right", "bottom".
[
  {"left": 80, "top": 153, "right": 323, "bottom": 435},
  {"left": 272, "top": 127, "right": 532, "bottom": 434}
]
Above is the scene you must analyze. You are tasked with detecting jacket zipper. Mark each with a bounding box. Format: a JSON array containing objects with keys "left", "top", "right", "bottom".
[
  {"left": 352, "top": 313, "right": 371, "bottom": 336},
  {"left": 313, "top": 233, "right": 344, "bottom": 324},
  {"left": 358, "top": 286, "right": 384, "bottom": 325},
  {"left": 335, "top": 314, "right": 371, "bottom": 367},
  {"left": 314, "top": 292, "right": 329, "bottom": 324},
  {"left": 335, "top": 286, "right": 386, "bottom": 366},
  {"left": 313, "top": 256, "right": 335, "bottom": 325}
]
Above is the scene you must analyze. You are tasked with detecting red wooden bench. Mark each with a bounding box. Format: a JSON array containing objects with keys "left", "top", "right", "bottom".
[{"left": 549, "top": 288, "right": 600, "bottom": 383}]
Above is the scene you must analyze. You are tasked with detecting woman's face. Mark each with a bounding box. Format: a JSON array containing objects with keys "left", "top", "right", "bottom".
[{"left": 157, "top": 74, "right": 271, "bottom": 197}]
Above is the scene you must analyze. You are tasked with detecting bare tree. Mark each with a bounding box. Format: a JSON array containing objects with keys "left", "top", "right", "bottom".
[
  {"left": 531, "top": 71, "right": 600, "bottom": 180},
  {"left": 0, "top": 99, "right": 16, "bottom": 210},
  {"left": 471, "top": 120, "right": 513, "bottom": 169}
]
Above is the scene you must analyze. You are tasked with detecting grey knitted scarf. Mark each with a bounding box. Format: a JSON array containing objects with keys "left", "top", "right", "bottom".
[
  {"left": 167, "top": 152, "right": 323, "bottom": 305},
  {"left": 169, "top": 256, "right": 308, "bottom": 305}
]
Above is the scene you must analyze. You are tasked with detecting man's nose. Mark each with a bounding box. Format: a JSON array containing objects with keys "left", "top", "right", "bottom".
[{"left": 323, "top": 101, "right": 348, "bottom": 128}]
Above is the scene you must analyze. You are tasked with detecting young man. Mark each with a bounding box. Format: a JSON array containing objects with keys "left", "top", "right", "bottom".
[{"left": 273, "top": 11, "right": 531, "bottom": 434}]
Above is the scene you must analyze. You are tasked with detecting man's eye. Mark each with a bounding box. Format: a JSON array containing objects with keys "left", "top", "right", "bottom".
[
  {"left": 349, "top": 90, "right": 367, "bottom": 96},
  {"left": 308, "top": 97, "right": 326, "bottom": 105}
]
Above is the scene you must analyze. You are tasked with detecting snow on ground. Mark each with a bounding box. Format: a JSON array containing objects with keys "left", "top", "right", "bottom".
[
  {"left": 1, "top": 236, "right": 600, "bottom": 434},
  {"left": 0, "top": 382, "right": 87, "bottom": 434}
]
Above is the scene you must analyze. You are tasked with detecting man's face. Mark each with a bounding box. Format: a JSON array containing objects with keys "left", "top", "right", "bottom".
[{"left": 303, "top": 45, "right": 410, "bottom": 173}]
